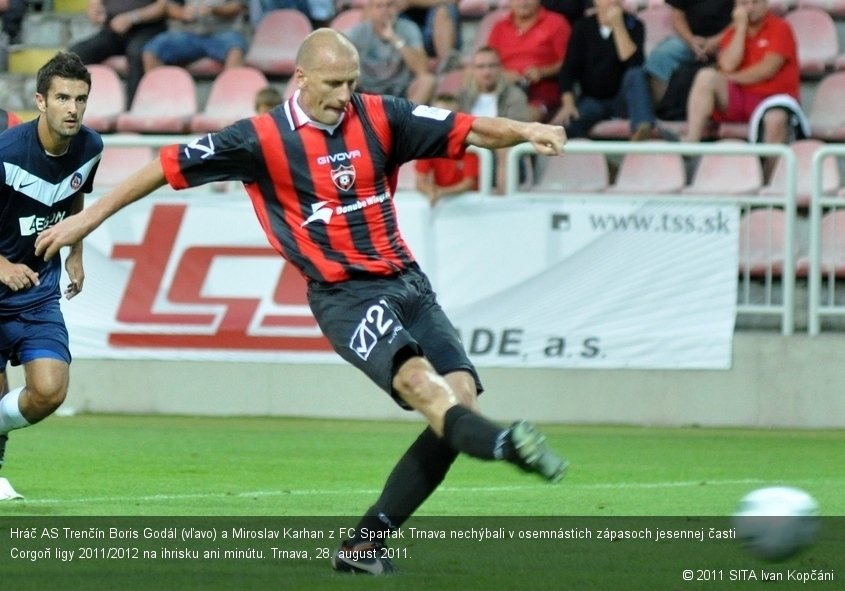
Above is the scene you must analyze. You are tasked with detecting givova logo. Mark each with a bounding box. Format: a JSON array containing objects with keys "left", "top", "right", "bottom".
[{"left": 18, "top": 211, "right": 67, "bottom": 236}]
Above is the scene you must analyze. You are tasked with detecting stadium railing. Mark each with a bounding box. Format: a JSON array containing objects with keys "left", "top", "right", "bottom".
[
  {"left": 808, "top": 144, "right": 845, "bottom": 334},
  {"left": 506, "top": 141, "right": 798, "bottom": 335}
]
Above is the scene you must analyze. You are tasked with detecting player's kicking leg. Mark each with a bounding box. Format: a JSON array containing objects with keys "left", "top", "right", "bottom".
[{"left": 331, "top": 361, "right": 567, "bottom": 574}]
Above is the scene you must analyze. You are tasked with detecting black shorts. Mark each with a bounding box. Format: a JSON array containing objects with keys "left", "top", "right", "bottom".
[{"left": 307, "top": 265, "right": 482, "bottom": 409}]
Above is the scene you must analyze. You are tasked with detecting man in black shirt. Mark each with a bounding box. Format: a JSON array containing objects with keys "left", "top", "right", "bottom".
[{"left": 550, "top": 0, "right": 656, "bottom": 140}]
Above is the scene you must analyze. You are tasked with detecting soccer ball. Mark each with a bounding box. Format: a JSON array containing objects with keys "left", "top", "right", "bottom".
[{"left": 732, "top": 486, "right": 819, "bottom": 561}]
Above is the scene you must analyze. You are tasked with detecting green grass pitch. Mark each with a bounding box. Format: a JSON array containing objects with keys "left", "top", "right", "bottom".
[{"left": 1, "top": 415, "right": 842, "bottom": 590}]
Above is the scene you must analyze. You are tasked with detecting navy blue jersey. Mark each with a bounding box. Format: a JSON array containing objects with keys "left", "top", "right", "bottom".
[
  {"left": 161, "top": 93, "right": 474, "bottom": 283},
  {"left": 0, "top": 119, "right": 102, "bottom": 314}
]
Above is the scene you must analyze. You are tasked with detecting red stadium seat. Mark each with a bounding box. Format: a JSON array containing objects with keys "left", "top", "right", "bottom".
[
  {"left": 784, "top": 8, "right": 838, "bottom": 78},
  {"left": 246, "top": 9, "right": 313, "bottom": 77},
  {"left": 797, "top": 209, "right": 845, "bottom": 277},
  {"left": 531, "top": 145, "right": 609, "bottom": 193},
  {"left": 605, "top": 150, "right": 686, "bottom": 194},
  {"left": 587, "top": 119, "right": 631, "bottom": 140},
  {"left": 94, "top": 145, "right": 155, "bottom": 189},
  {"left": 739, "top": 208, "right": 789, "bottom": 277},
  {"left": 116, "top": 66, "right": 197, "bottom": 133},
  {"left": 189, "top": 67, "right": 269, "bottom": 133},
  {"left": 808, "top": 72, "right": 845, "bottom": 140},
  {"left": 84, "top": 64, "right": 125, "bottom": 133},
  {"left": 329, "top": 8, "right": 363, "bottom": 32},
  {"left": 683, "top": 141, "right": 764, "bottom": 196},
  {"left": 759, "top": 139, "right": 840, "bottom": 208}
]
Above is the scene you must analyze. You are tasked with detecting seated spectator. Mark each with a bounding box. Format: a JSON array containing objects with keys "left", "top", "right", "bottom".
[
  {"left": 1, "top": 107, "right": 21, "bottom": 131},
  {"left": 488, "top": 0, "right": 571, "bottom": 122},
  {"left": 142, "top": 0, "right": 248, "bottom": 73},
  {"left": 644, "top": 0, "right": 733, "bottom": 112},
  {"left": 345, "top": 0, "right": 436, "bottom": 104},
  {"left": 458, "top": 46, "right": 530, "bottom": 193},
  {"left": 1, "top": 0, "right": 26, "bottom": 45},
  {"left": 550, "top": 0, "right": 656, "bottom": 141},
  {"left": 255, "top": 86, "right": 282, "bottom": 114},
  {"left": 398, "top": 0, "right": 461, "bottom": 72},
  {"left": 683, "top": 0, "right": 799, "bottom": 149},
  {"left": 415, "top": 94, "right": 480, "bottom": 205},
  {"left": 69, "top": 0, "right": 168, "bottom": 105}
]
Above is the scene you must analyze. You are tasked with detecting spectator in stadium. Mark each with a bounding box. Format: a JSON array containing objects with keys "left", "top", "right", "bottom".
[
  {"left": 345, "top": 0, "right": 436, "bottom": 104},
  {"left": 0, "top": 107, "right": 21, "bottom": 131},
  {"left": 0, "top": 53, "right": 101, "bottom": 494},
  {"left": 458, "top": 46, "right": 531, "bottom": 193},
  {"left": 415, "top": 94, "right": 480, "bottom": 204},
  {"left": 141, "top": 0, "right": 248, "bottom": 73},
  {"left": 682, "top": 0, "right": 799, "bottom": 147},
  {"left": 1, "top": 0, "right": 26, "bottom": 45},
  {"left": 644, "top": 0, "right": 733, "bottom": 112},
  {"left": 549, "top": 0, "right": 656, "bottom": 141},
  {"left": 35, "top": 29, "right": 568, "bottom": 572},
  {"left": 69, "top": 0, "right": 167, "bottom": 105},
  {"left": 488, "top": 0, "right": 571, "bottom": 122},
  {"left": 254, "top": 85, "right": 282, "bottom": 114},
  {"left": 397, "top": 0, "right": 462, "bottom": 73}
]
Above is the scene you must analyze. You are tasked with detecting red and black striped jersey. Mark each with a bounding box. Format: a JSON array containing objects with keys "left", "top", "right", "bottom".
[
  {"left": 0, "top": 108, "right": 22, "bottom": 132},
  {"left": 162, "top": 92, "right": 475, "bottom": 283}
]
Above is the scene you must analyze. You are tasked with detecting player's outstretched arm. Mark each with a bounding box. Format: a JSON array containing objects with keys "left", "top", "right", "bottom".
[
  {"left": 35, "top": 158, "right": 168, "bottom": 262},
  {"left": 465, "top": 117, "right": 566, "bottom": 156}
]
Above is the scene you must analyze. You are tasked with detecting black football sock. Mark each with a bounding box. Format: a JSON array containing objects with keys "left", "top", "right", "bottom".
[
  {"left": 442, "top": 405, "right": 513, "bottom": 461},
  {"left": 352, "top": 427, "right": 458, "bottom": 544}
]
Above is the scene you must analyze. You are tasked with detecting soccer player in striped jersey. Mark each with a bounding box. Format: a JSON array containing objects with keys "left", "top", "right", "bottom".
[
  {"left": 0, "top": 52, "right": 102, "bottom": 493},
  {"left": 35, "top": 30, "right": 566, "bottom": 571}
]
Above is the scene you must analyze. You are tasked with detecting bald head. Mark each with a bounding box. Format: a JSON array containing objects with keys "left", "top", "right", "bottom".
[{"left": 296, "top": 28, "right": 359, "bottom": 72}]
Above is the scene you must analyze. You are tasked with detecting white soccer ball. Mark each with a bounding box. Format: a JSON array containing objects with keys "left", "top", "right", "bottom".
[{"left": 732, "top": 486, "right": 819, "bottom": 561}]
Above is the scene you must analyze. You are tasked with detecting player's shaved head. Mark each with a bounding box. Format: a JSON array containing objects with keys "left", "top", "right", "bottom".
[{"left": 296, "top": 28, "right": 358, "bottom": 71}]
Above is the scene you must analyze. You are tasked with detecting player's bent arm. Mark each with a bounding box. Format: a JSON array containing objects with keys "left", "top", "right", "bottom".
[
  {"left": 35, "top": 158, "right": 168, "bottom": 262},
  {"left": 466, "top": 117, "right": 566, "bottom": 156}
]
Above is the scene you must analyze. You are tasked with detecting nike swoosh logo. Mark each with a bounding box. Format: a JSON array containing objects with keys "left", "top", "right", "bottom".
[{"left": 19, "top": 180, "right": 37, "bottom": 189}]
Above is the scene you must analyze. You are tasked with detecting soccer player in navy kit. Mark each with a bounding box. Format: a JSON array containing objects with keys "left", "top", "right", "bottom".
[
  {"left": 0, "top": 52, "right": 102, "bottom": 488},
  {"left": 36, "top": 30, "right": 566, "bottom": 572}
]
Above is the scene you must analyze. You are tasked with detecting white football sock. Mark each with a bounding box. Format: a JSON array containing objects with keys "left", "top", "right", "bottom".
[{"left": 0, "top": 387, "right": 31, "bottom": 433}]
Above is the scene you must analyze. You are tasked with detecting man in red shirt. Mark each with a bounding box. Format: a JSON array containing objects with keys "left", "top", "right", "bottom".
[
  {"left": 683, "top": 0, "right": 799, "bottom": 144},
  {"left": 488, "top": 0, "right": 571, "bottom": 122},
  {"left": 36, "top": 28, "right": 568, "bottom": 575}
]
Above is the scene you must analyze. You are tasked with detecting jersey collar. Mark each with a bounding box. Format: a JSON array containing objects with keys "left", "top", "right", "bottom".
[{"left": 285, "top": 90, "right": 345, "bottom": 134}]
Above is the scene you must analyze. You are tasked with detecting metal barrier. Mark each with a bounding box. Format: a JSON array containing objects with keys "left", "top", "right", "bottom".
[
  {"left": 808, "top": 145, "right": 845, "bottom": 335},
  {"left": 506, "top": 140, "right": 797, "bottom": 335}
]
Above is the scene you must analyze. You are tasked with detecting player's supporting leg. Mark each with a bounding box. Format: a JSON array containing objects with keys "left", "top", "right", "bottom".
[{"left": 0, "top": 359, "right": 69, "bottom": 455}]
